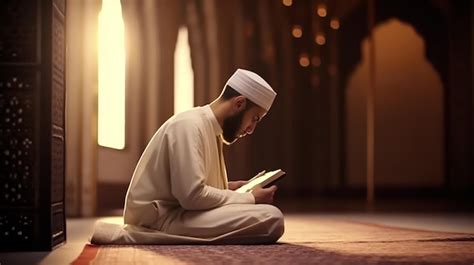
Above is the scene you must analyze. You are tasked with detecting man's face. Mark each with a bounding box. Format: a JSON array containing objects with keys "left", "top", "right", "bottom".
[{"left": 222, "top": 104, "right": 267, "bottom": 145}]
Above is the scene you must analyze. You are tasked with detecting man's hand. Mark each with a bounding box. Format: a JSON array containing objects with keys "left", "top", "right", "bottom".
[
  {"left": 251, "top": 185, "right": 277, "bottom": 204},
  {"left": 228, "top": 180, "right": 248, "bottom": 191}
]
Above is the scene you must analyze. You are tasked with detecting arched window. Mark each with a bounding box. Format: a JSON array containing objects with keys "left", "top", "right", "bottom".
[
  {"left": 98, "top": 0, "right": 126, "bottom": 149},
  {"left": 174, "top": 27, "right": 194, "bottom": 114}
]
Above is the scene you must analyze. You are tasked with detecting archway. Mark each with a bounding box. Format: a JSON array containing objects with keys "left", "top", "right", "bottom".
[{"left": 345, "top": 19, "right": 444, "bottom": 188}]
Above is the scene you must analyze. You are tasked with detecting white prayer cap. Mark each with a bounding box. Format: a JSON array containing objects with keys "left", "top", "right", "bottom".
[{"left": 225, "top": 69, "right": 276, "bottom": 111}]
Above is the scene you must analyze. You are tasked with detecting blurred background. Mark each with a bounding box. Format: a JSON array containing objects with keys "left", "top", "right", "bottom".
[{"left": 64, "top": 0, "right": 474, "bottom": 217}]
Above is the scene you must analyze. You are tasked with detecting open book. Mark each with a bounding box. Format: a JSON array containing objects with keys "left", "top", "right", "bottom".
[{"left": 235, "top": 169, "right": 286, "bottom": 193}]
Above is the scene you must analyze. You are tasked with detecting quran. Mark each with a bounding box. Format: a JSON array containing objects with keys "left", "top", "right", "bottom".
[{"left": 235, "top": 169, "right": 286, "bottom": 193}]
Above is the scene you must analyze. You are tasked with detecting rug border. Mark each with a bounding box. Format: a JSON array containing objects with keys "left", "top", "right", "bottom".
[{"left": 71, "top": 244, "right": 100, "bottom": 265}]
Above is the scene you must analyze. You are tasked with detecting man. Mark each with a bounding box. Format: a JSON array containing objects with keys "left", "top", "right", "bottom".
[{"left": 93, "top": 69, "right": 284, "bottom": 244}]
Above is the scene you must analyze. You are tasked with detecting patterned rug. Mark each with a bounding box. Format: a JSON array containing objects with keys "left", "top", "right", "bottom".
[{"left": 73, "top": 215, "right": 474, "bottom": 265}]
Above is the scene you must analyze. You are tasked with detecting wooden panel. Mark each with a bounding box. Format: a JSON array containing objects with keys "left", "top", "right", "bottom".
[
  {"left": 0, "top": 0, "right": 38, "bottom": 63},
  {"left": 0, "top": 0, "right": 66, "bottom": 251}
]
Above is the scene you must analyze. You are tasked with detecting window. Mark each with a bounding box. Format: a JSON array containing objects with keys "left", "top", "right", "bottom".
[
  {"left": 98, "top": 0, "right": 126, "bottom": 149},
  {"left": 174, "top": 27, "right": 194, "bottom": 114}
]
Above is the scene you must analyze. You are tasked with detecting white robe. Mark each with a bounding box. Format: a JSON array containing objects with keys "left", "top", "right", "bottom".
[{"left": 92, "top": 105, "right": 284, "bottom": 244}]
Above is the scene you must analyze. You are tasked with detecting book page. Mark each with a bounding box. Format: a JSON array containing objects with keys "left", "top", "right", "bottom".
[{"left": 236, "top": 169, "right": 285, "bottom": 193}]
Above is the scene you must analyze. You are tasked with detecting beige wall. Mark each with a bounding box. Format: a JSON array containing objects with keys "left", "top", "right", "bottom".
[{"left": 345, "top": 19, "right": 444, "bottom": 188}]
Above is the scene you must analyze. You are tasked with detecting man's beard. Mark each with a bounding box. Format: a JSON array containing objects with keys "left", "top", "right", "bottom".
[{"left": 222, "top": 109, "right": 245, "bottom": 145}]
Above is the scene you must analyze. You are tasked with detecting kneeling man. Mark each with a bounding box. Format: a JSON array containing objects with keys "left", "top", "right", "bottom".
[{"left": 95, "top": 69, "right": 284, "bottom": 245}]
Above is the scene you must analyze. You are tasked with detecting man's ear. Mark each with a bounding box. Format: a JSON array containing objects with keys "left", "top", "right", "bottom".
[{"left": 233, "top": 96, "right": 247, "bottom": 112}]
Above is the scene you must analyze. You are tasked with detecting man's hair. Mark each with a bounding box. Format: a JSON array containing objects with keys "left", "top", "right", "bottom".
[{"left": 221, "top": 85, "right": 256, "bottom": 109}]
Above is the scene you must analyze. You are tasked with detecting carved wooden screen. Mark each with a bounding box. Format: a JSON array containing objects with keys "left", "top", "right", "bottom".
[{"left": 0, "top": 0, "right": 66, "bottom": 250}]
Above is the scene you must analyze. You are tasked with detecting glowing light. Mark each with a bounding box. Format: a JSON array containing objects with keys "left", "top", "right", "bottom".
[
  {"left": 330, "top": 17, "right": 340, "bottom": 30},
  {"left": 317, "top": 4, "right": 327, "bottom": 17},
  {"left": 315, "top": 34, "right": 326, "bottom": 45},
  {"left": 98, "top": 0, "right": 126, "bottom": 149},
  {"left": 299, "top": 54, "right": 310, "bottom": 67},
  {"left": 174, "top": 27, "right": 194, "bottom": 114},
  {"left": 292, "top": 25, "right": 303, "bottom": 38},
  {"left": 282, "top": 0, "right": 293, "bottom": 7},
  {"left": 311, "top": 56, "right": 321, "bottom": 67}
]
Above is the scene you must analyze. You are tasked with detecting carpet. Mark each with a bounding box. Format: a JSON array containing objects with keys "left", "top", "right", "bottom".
[{"left": 73, "top": 215, "right": 474, "bottom": 264}]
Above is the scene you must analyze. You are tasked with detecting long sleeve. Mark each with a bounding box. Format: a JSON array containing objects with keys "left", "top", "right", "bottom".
[{"left": 168, "top": 122, "right": 254, "bottom": 210}]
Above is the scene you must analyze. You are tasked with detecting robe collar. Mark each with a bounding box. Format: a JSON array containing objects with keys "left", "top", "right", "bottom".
[{"left": 204, "top": 104, "right": 223, "bottom": 136}]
